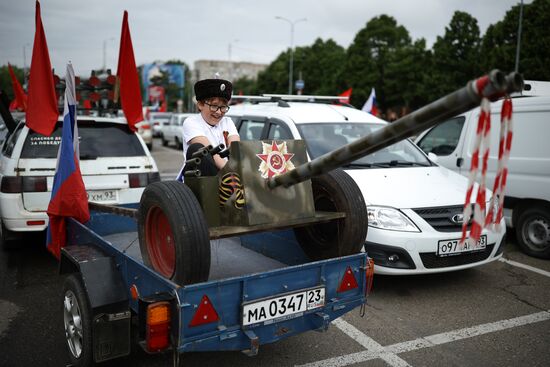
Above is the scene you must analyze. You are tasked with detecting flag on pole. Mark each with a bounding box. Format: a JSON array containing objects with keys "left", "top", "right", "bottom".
[
  {"left": 8, "top": 63, "right": 28, "bottom": 111},
  {"left": 115, "top": 11, "right": 143, "bottom": 131},
  {"left": 338, "top": 88, "right": 352, "bottom": 104},
  {"left": 46, "top": 63, "right": 90, "bottom": 259},
  {"left": 26, "top": 1, "right": 58, "bottom": 136},
  {"left": 362, "top": 88, "right": 378, "bottom": 116}
]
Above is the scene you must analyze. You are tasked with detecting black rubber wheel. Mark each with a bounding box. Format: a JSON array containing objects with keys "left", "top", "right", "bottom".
[
  {"left": 175, "top": 137, "right": 183, "bottom": 150},
  {"left": 63, "top": 274, "right": 94, "bottom": 367},
  {"left": 294, "top": 169, "right": 368, "bottom": 260},
  {"left": 515, "top": 206, "right": 550, "bottom": 259},
  {"left": 161, "top": 134, "right": 168, "bottom": 147},
  {"left": 147, "top": 142, "right": 153, "bottom": 151},
  {"left": 138, "top": 181, "right": 210, "bottom": 284}
]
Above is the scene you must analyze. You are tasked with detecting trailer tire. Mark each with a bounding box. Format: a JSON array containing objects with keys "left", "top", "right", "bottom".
[
  {"left": 138, "top": 181, "right": 210, "bottom": 284},
  {"left": 294, "top": 169, "right": 368, "bottom": 260},
  {"left": 63, "top": 274, "right": 94, "bottom": 367}
]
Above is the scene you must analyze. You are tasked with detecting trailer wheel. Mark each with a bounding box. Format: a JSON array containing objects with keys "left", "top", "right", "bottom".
[
  {"left": 138, "top": 181, "right": 210, "bottom": 284},
  {"left": 294, "top": 169, "right": 368, "bottom": 260},
  {"left": 516, "top": 206, "right": 550, "bottom": 259},
  {"left": 63, "top": 274, "right": 94, "bottom": 367}
]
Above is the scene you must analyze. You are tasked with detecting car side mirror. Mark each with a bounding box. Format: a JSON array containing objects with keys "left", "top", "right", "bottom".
[{"left": 427, "top": 152, "right": 438, "bottom": 163}]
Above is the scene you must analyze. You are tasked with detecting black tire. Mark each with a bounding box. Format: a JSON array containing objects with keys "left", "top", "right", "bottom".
[
  {"left": 138, "top": 181, "right": 210, "bottom": 284},
  {"left": 294, "top": 169, "right": 368, "bottom": 260},
  {"left": 63, "top": 274, "right": 94, "bottom": 367},
  {"left": 161, "top": 134, "right": 168, "bottom": 147},
  {"left": 147, "top": 142, "right": 153, "bottom": 151},
  {"left": 515, "top": 206, "right": 550, "bottom": 259},
  {"left": 175, "top": 137, "right": 183, "bottom": 150}
]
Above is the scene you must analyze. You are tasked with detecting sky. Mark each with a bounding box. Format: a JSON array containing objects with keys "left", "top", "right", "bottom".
[{"left": 0, "top": 0, "right": 527, "bottom": 77}]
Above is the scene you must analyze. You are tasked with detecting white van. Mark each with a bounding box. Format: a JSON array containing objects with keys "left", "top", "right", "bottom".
[{"left": 415, "top": 82, "right": 550, "bottom": 259}]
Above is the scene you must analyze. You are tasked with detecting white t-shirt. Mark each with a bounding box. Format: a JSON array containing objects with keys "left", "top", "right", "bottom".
[{"left": 181, "top": 113, "right": 239, "bottom": 166}]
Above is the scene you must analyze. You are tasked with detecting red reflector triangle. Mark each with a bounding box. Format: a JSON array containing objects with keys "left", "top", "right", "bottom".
[
  {"left": 337, "top": 266, "right": 359, "bottom": 293},
  {"left": 189, "top": 295, "right": 219, "bottom": 327}
]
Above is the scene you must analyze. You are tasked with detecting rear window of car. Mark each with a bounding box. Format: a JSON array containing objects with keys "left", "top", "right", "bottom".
[{"left": 20, "top": 121, "right": 146, "bottom": 159}]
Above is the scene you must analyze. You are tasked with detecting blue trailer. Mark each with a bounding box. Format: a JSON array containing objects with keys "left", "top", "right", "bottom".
[{"left": 59, "top": 208, "right": 373, "bottom": 366}]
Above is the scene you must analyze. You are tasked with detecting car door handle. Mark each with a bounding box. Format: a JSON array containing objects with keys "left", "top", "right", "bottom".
[{"left": 456, "top": 158, "right": 464, "bottom": 167}]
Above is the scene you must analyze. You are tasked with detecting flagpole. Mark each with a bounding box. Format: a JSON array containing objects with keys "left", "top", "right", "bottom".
[{"left": 514, "top": 0, "right": 524, "bottom": 72}]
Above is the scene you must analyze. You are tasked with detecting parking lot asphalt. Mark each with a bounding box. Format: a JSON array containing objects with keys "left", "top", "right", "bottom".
[{"left": 0, "top": 138, "right": 548, "bottom": 367}]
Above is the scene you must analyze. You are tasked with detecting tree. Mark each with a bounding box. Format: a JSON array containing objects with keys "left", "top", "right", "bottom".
[
  {"left": 232, "top": 76, "right": 258, "bottom": 96},
  {"left": 341, "top": 15, "right": 412, "bottom": 111},
  {"left": 481, "top": 0, "right": 550, "bottom": 80},
  {"left": 0, "top": 64, "right": 25, "bottom": 101},
  {"left": 430, "top": 11, "right": 482, "bottom": 100},
  {"left": 256, "top": 50, "right": 293, "bottom": 94}
]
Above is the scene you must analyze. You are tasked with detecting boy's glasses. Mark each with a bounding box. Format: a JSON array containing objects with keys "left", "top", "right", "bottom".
[{"left": 204, "top": 102, "right": 230, "bottom": 113}]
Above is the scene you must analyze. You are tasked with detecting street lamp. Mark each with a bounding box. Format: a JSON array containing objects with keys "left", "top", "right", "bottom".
[
  {"left": 275, "top": 16, "right": 307, "bottom": 95},
  {"left": 102, "top": 37, "right": 116, "bottom": 72}
]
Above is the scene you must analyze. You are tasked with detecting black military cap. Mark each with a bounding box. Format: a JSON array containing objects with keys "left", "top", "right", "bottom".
[{"left": 194, "top": 79, "right": 233, "bottom": 101}]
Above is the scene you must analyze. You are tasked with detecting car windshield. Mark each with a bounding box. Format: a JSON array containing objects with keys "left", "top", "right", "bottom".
[
  {"left": 297, "top": 122, "right": 431, "bottom": 168},
  {"left": 21, "top": 121, "right": 146, "bottom": 159}
]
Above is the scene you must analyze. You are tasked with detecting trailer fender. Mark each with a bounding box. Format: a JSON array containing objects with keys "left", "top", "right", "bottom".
[{"left": 60, "top": 244, "right": 128, "bottom": 310}]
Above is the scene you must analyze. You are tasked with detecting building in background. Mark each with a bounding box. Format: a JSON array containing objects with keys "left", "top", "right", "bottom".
[{"left": 193, "top": 60, "right": 267, "bottom": 84}]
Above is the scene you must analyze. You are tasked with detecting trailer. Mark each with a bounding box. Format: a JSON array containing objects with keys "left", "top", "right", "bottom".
[{"left": 59, "top": 208, "right": 373, "bottom": 366}]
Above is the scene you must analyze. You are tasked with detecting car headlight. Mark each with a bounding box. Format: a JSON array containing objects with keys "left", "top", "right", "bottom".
[{"left": 367, "top": 206, "right": 420, "bottom": 232}]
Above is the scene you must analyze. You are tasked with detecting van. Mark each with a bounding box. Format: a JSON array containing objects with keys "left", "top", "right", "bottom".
[{"left": 415, "top": 82, "right": 550, "bottom": 259}]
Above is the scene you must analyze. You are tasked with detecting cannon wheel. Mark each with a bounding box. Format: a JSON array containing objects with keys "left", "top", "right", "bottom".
[
  {"left": 138, "top": 181, "right": 210, "bottom": 284},
  {"left": 294, "top": 169, "right": 368, "bottom": 260}
]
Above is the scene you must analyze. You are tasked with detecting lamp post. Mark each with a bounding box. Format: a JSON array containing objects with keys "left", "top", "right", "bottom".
[
  {"left": 22, "top": 43, "right": 31, "bottom": 89},
  {"left": 102, "top": 37, "right": 116, "bottom": 72},
  {"left": 514, "top": 0, "right": 524, "bottom": 72},
  {"left": 275, "top": 16, "right": 307, "bottom": 95}
]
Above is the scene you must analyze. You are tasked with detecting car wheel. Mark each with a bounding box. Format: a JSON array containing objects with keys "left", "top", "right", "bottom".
[
  {"left": 138, "top": 181, "right": 210, "bottom": 284},
  {"left": 175, "top": 137, "right": 183, "bottom": 150},
  {"left": 147, "top": 142, "right": 153, "bottom": 151},
  {"left": 63, "top": 274, "right": 94, "bottom": 367},
  {"left": 161, "top": 134, "right": 168, "bottom": 147},
  {"left": 516, "top": 206, "right": 550, "bottom": 259},
  {"left": 294, "top": 169, "right": 368, "bottom": 260}
]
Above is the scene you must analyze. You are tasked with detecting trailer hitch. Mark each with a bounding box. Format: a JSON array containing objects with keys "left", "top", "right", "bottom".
[{"left": 242, "top": 329, "right": 259, "bottom": 356}]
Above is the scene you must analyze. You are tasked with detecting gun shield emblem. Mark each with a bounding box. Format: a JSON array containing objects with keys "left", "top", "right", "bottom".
[
  {"left": 256, "top": 141, "right": 295, "bottom": 179},
  {"left": 219, "top": 172, "right": 245, "bottom": 209}
]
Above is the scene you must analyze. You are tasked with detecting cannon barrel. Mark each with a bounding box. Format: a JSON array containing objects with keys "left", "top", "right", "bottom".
[{"left": 267, "top": 70, "right": 524, "bottom": 189}]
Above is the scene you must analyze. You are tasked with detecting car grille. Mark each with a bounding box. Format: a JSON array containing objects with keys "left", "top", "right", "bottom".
[
  {"left": 413, "top": 205, "right": 472, "bottom": 232},
  {"left": 420, "top": 244, "right": 495, "bottom": 269}
]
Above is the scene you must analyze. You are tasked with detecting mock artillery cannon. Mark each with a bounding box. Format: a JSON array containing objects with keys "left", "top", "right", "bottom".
[{"left": 103, "top": 70, "right": 523, "bottom": 285}]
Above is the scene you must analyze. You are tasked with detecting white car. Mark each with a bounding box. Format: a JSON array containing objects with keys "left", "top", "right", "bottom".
[
  {"left": 161, "top": 113, "right": 193, "bottom": 148},
  {"left": 227, "top": 97, "right": 506, "bottom": 275},
  {"left": 135, "top": 120, "right": 153, "bottom": 151},
  {"left": 149, "top": 112, "right": 173, "bottom": 137},
  {"left": 0, "top": 116, "right": 160, "bottom": 248}
]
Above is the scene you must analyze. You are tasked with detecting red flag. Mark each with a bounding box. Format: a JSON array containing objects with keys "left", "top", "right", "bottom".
[
  {"left": 8, "top": 63, "right": 28, "bottom": 111},
  {"left": 116, "top": 11, "right": 143, "bottom": 131},
  {"left": 338, "top": 88, "right": 352, "bottom": 104},
  {"left": 26, "top": 1, "right": 58, "bottom": 136},
  {"left": 159, "top": 99, "right": 167, "bottom": 112}
]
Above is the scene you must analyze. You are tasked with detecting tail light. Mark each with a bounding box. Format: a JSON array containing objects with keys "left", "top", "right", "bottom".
[
  {"left": 1, "top": 177, "right": 48, "bottom": 193},
  {"left": 129, "top": 172, "right": 160, "bottom": 188},
  {"left": 146, "top": 302, "right": 171, "bottom": 352},
  {"left": 140, "top": 123, "right": 151, "bottom": 130}
]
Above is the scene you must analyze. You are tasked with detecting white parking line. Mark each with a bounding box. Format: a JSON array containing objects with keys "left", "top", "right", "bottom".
[
  {"left": 296, "top": 310, "right": 550, "bottom": 367},
  {"left": 499, "top": 257, "right": 550, "bottom": 278}
]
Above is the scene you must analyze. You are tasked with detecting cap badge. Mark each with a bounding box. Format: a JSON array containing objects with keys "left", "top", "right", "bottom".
[{"left": 220, "top": 84, "right": 226, "bottom": 91}]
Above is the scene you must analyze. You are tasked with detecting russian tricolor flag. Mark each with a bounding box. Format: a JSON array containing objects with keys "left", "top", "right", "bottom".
[
  {"left": 46, "top": 63, "right": 90, "bottom": 259},
  {"left": 362, "top": 88, "right": 378, "bottom": 116}
]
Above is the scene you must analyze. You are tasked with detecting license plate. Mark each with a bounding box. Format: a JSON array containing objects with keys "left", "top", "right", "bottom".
[
  {"left": 87, "top": 190, "right": 118, "bottom": 203},
  {"left": 437, "top": 235, "right": 487, "bottom": 257},
  {"left": 242, "top": 286, "right": 325, "bottom": 327}
]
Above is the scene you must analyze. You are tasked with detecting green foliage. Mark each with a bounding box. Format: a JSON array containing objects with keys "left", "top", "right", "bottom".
[
  {"left": 0, "top": 65, "right": 25, "bottom": 101},
  {"left": 233, "top": 76, "right": 258, "bottom": 95},
  {"left": 482, "top": 0, "right": 550, "bottom": 80},
  {"left": 341, "top": 15, "right": 412, "bottom": 110},
  {"left": 429, "top": 11, "right": 482, "bottom": 101}
]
